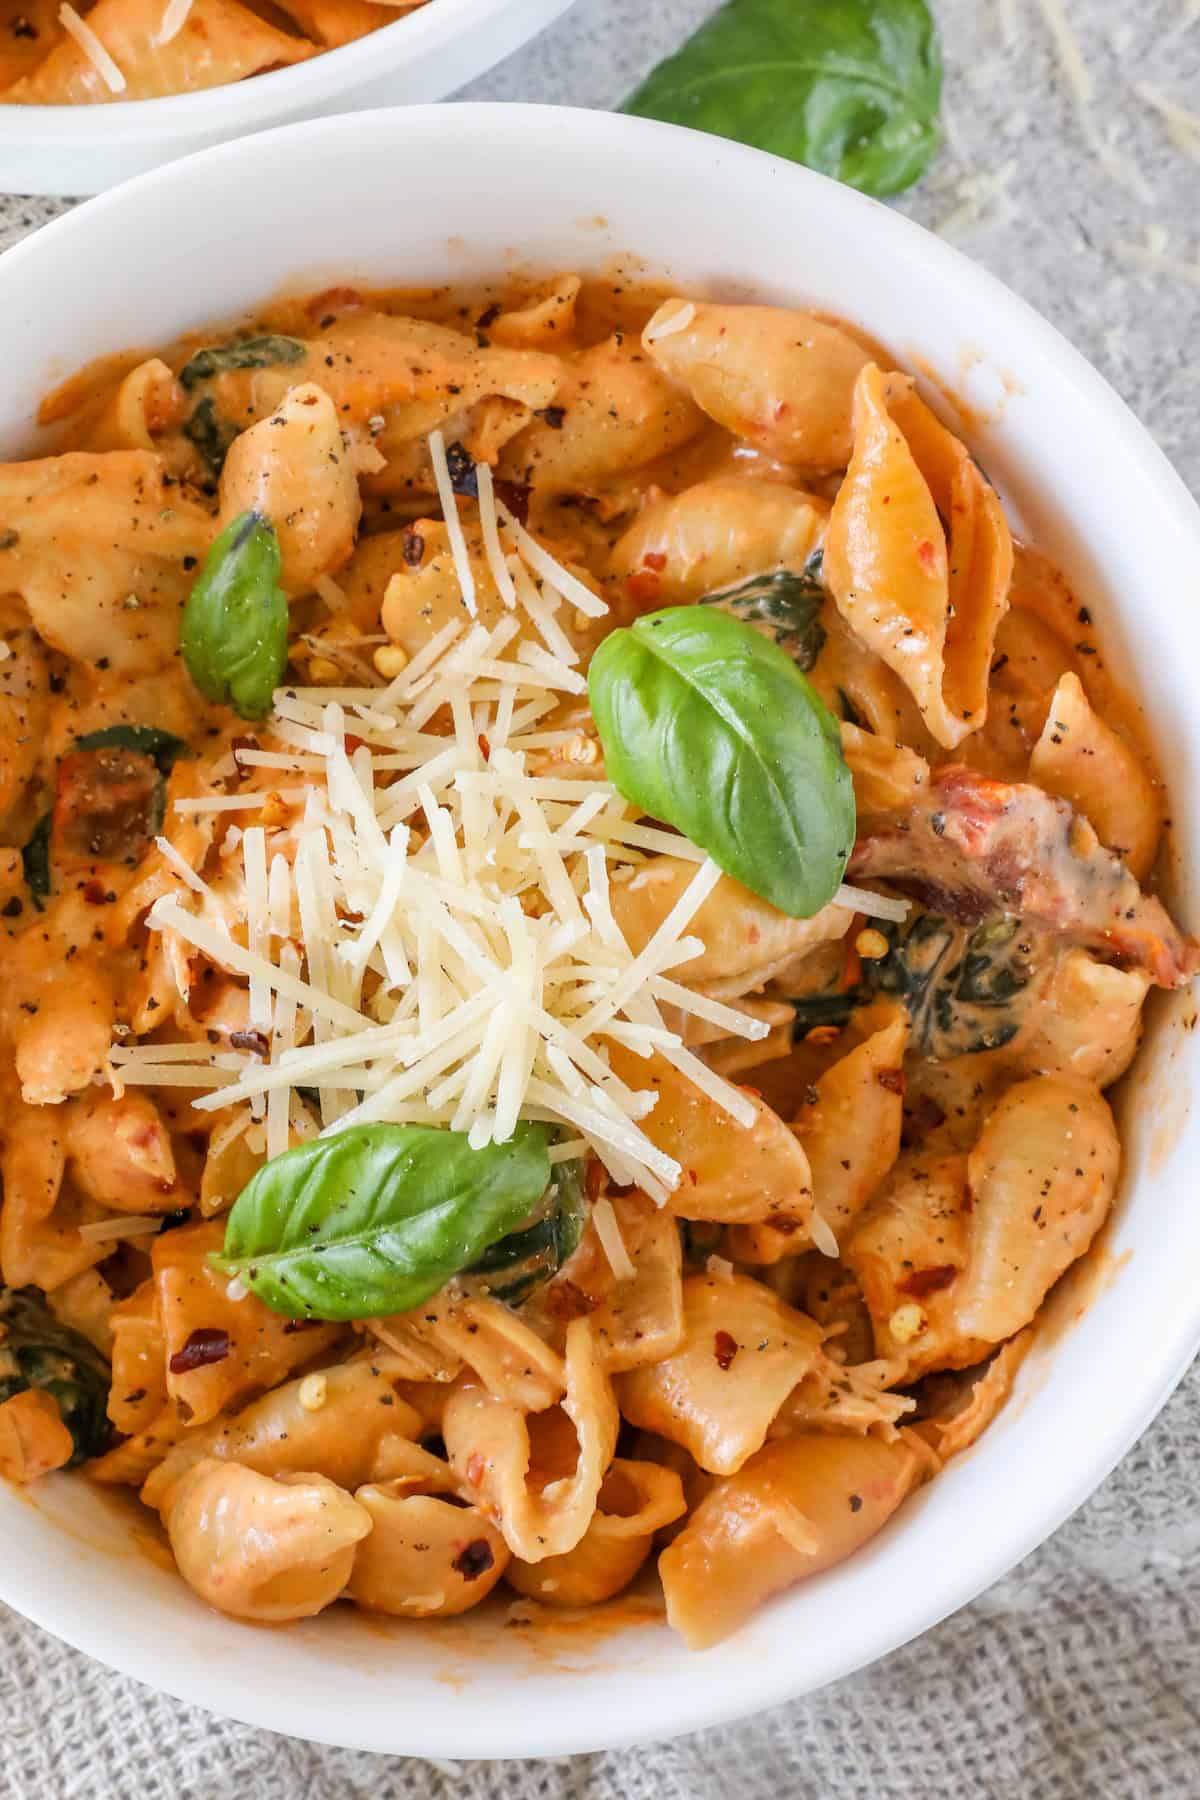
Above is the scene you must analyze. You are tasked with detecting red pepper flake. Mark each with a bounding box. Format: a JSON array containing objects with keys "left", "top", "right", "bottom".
[
  {"left": 465, "top": 1453, "right": 486, "bottom": 1488},
  {"left": 168, "top": 1327, "right": 231, "bottom": 1375},
  {"left": 876, "top": 1068, "right": 906, "bottom": 1095},
  {"left": 901, "top": 1094, "right": 945, "bottom": 1148},
  {"left": 626, "top": 570, "right": 661, "bottom": 607},
  {"left": 898, "top": 1264, "right": 958, "bottom": 1299},
  {"left": 82, "top": 878, "right": 108, "bottom": 905},
  {"left": 547, "top": 1279, "right": 602, "bottom": 1322},
  {"left": 917, "top": 538, "right": 939, "bottom": 574},
  {"left": 452, "top": 1537, "right": 496, "bottom": 1580},
  {"left": 402, "top": 527, "right": 425, "bottom": 568},
  {"left": 585, "top": 1157, "right": 606, "bottom": 1204},
  {"left": 641, "top": 551, "right": 667, "bottom": 572},
  {"left": 713, "top": 1330, "right": 738, "bottom": 1371},
  {"left": 344, "top": 733, "right": 366, "bottom": 755},
  {"left": 477, "top": 733, "right": 492, "bottom": 761},
  {"left": 231, "top": 734, "right": 259, "bottom": 771},
  {"left": 494, "top": 478, "right": 531, "bottom": 525},
  {"left": 230, "top": 1028, "right": 270, "bottom": 1059}
]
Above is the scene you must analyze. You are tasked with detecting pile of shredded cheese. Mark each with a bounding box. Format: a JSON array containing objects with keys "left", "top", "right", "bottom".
[{"left": 110, "top": 434, "right": 898, "bottom": 1213}]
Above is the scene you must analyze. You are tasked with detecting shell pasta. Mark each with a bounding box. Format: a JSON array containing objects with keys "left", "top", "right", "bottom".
[{"left": 0, "top": 271, "right": 1191, "bottom": 1651}]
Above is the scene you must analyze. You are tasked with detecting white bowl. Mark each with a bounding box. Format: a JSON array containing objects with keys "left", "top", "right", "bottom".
[
  {"left": 0, "top": 0, "right": 574, "bottom": 196},
  {"left": 1, "top": 104, "right": 1198, "bottom": 1758}
]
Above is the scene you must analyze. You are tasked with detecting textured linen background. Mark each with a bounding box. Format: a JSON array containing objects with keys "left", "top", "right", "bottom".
[{"left": 1, "top": 2, "right": 1199, "bottom": 1793}]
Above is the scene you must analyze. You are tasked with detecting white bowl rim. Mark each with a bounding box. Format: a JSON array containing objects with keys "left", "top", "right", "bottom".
[
  {"left": 0, "top": 0, "right": 551, "bottom": 142},
  {"left": 0, "top": 103, "right": 1198, "bottom": 1758}
]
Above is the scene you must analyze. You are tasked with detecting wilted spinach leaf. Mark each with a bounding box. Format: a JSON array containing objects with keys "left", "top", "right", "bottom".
[
  {"left": 787, "top": 912, "right": 1038, "bottom": 1056},
  {"left": 465, "top": 1156, "right": 587, "bottom": 1304},
  {"left": 179, "top": 334, "right": 306, "bottom": 390},
  {"left": 73, "top": 725, "right": 189, "bottom": 777},
  {"left": 0, "top": 1289, "right": 111, "bottom": 1464},
  {"left": 623, "top": 0, "right": 942, "bottom": 197},
  {"left": 20, "top": 810, "right": 51, "bottom": 908},
  {"left": 702, "top": 555, "right": 827, "bottom": 671},
  {"left": 182, "top": 395, "right": 239, "bottom": 478}
]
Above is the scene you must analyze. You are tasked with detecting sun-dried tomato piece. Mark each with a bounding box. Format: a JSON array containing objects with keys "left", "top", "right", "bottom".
[{"left": 52, "top": 747, "right": 159, "bottom": 864}]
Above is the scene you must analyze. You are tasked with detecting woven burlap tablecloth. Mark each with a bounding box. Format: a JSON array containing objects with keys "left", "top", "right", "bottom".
[{"left": 1, "top": 3, "right": 1198, "bottom": 1793}]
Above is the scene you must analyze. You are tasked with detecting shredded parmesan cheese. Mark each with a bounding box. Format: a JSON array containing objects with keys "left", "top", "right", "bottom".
[
  {"left": 1030, "top": 0, "right": 1150, "bottom": 199},
  {"left": 58, "top": 2, "right": 126, "bottom": 91},
  {"left": 592, "top": 1196, "right": 636, "bottom": 1282},
  {"left": 155, "top": 0, "right": 193, "bottom": 43},
  {"left": 112, "top": 436, "right": 814, "bottom": 1202},
  {"left": 1111, "top": 232, "right": 1200, "bottom": 287},
  {"left": 809, "top": 1208, "right": 840, "bottom": 1260},
  {"left": 428, "top": 429, "right": 476, "bottom": 618},
  {"left": 1133, "top": 82, "right": 1200, "bottom": 163},
  {"left": 78, "top": 1215, "right": 163, "bottom": 1245},
  {"left": 644, "top": 302, "right": 696, "bottom": 343},
  {"left": 833, "top": 882, "right": 910, "bottom": 923}
]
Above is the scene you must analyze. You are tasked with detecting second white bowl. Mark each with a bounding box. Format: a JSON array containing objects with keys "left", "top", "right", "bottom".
[{"left": 0, "top": 0, "right": 575, "bottom": 195}]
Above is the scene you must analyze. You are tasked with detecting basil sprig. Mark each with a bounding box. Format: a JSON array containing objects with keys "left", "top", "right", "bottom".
[
  {"left": 213, "top": 1122, "right": 552, "bottom": 1320},
  {"left": 623, "top": 0, "right": 942, "bottom": 197},
  {"left": 181, "top": 510, "right": 289, "bottom": 720},
  {"left": 588, "top": 606, "right": 854, "bottom": 918}
]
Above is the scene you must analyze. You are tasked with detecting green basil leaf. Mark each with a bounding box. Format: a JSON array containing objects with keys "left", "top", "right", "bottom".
[
  {"left": 214, "top": 1122, "right": 552, "bottom": 1320},
  {"left": 702, "top": 558, "right": 826, "bottom": 671},
  {"left": 464, "top": 1156, "right": 587, "bottom": 1304},
  {"left": 20, "top": 810, "right": 51, "bottom": 908},
  {"left": 179, "top": 334, "right": 306, "bottom": 390},
  {"left": 0, "top": 1288, "right": 112, "bottom": 1465},
  {"left": 622, "top": 0, "right": 942, "bottom": 197},
  {"left": 182, "top": 394, "right": 239, "bottom": 478},
  {"left": 181, "top": 510, "right": 289, "bottom": 720},
  {"left": 73, "top": 725, "right": 189, "bottom": 777},
  {"left": 588, "top": 605, "right": 854, "bottom": 918}
]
